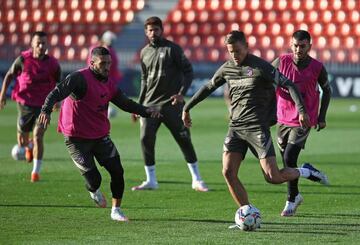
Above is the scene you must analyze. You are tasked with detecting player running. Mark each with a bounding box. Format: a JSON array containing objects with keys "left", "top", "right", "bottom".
[
  {"left": 38, "top": 47, "right": 161, "bottom": 222},
  {"left": 0, "top": 31, "right": 61, "bottom": 182},
  {"left": 273, "top": 30, "right": 331, "bottom": 217}
]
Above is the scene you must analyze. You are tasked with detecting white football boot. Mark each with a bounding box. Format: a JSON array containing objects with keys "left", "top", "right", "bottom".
[
  {"left": 192, "top": 180, "right": 209, "bottom": 192},
  {"left": 281, "top": 193, "right": 304, "bottom": 217},
  {"left": 111, "top": 208, "right": 129, "bottom": 222},
  {"left": 89, "top": 189, "right": 107, "bottom": 208},
  {"left": 131, "top": 181, "right": 159, "bottom": 191}
]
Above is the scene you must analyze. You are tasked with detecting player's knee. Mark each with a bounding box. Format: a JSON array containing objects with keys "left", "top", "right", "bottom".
[
  {"left": 263, "top": 170, "right": 282, "bottom": 184},
  {"left": 140, "top": 134, "right": 154, "bottom": 148},
  {"left": 222, "top": 166, "right": 237, "bottom": 181},
  {"left": 283, "top": 144, "right": 301, "bottom": 167},
  {"left": 83, "top": 168, "right": 102, "bottom": 192},
  {"left": 103, "top": 156, "right": 124, "bottom": 178}
]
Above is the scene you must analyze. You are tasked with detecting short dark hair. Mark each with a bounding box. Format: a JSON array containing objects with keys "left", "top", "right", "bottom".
[
  {"left": 224, "top": 31, "right": 247, "bottom": 45},
  {"left": 292, "top": 30, "right": 311, "bottom": 43},
  {"left": 32, "top": 31, "right": 47, "bottom": 39},
  {"left": 144, "top": 16, "right": 163, "bottom": 30},
  {"left": 91, "top": 46, "right": 110, "bottom": 57}
]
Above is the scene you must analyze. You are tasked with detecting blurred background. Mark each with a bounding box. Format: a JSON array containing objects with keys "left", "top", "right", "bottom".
[{"left": 0, "top": 0, "right": 359, "bottom": 98}]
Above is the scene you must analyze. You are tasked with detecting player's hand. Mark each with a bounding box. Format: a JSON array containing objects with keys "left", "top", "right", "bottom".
[
  {"left": 146, "top": 107, "right": 162, "bottom": 118},
  {"left": 170, "top": 94, "right": 184, "bottom": 105},
  {"left": 0, "top": 93, "right": 6, "bottom": 110},
  {"left": 299, "top": 112, "right": 311, "bottom": 128},
  {"left": 182, "top": 111, "right": 192, "bottom": 128},
  {"left": 131, "top": 113, "right": 139, "bottom": 123},
  {"left": 38, "top": 112, "right": 51, "bottom": 129},
  {"left": 314, "top": 121, "right": 326, "bottom": 131}
]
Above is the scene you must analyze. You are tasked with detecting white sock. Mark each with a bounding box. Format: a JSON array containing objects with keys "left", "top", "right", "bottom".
[
  {"left": 297, "top": 167, "right": 310, "bottom": 178},
  {"left": 112, "top": 206, "right": 120, "bottom": 212},
  {"left": 187, "top": 162, "right": 201, "bottom": 181},
  {"left": 32, "top": 159, "right": 42, "bottom": 173},
  {"left": 145, "top": 165, "right": 157, "bottom": 183}
]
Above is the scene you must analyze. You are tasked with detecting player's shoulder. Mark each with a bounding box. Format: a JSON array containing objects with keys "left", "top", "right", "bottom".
[
  {"left": 67, "top": 70, "right": 85, "bottom": 80},
  {"left": 247, "top": 53, "right": 271, "bottom": 67}
]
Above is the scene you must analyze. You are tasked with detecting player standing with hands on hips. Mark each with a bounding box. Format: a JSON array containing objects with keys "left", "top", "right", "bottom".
[
  {"left": 38, "top": 47, "right": 161, "bottom": 222},
  {"left": 182, "top": 31, "right": 329, "bottom": 219},
  {"left": 131, "top": 16, "right": 208, "bottom": 192},
  {"left": 273, "top": 30, "right": 331, "bottom": 217},
  {"left": 0, "top": 31, "right": 61, "bottom": 182}
]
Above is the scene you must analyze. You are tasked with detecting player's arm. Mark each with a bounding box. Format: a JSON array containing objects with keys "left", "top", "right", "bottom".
[
  {"left": 111, "top": 89, "right": 161, "bottom": 118},
  {"left": 39, "top": 72, "right": 86, "bottom": 127},
  {"left": 271, "top": 57, "right": 280, "bottom": 69},
  {"left": 170, "top": 46, "right": 193, "bottom": 105},
  {"left": 0, "top": 56, "right": 23, "bottom": 110},
  {"left": 182, "top": 69, "right": 226, "bottom": 127},
  {"left": 52, "top": 64, "right": 63, "bottom": 111},
  {"left": 138, "top": 52, "right": 148, "bottom": 105},
  {"left": 131, "top": 57, "right": 148, "bottom": 122},
  {"left": 316, "top": 66, "right": 331, "bottom": 131}
]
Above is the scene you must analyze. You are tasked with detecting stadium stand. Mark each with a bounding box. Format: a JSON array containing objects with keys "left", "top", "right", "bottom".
[
  {"left": 0, "top": 0, "right": 359, "bottom": 73},
  {"left": 164, "top": 0, "right": 360, "bottom": 65},
  {"left": 0, "top": 0, "right": 145, "bottom": 62}
]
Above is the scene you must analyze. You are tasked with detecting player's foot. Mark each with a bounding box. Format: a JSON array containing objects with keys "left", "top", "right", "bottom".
[
  {"left": 281, "top": 193, "right": 304, "bottom": 217},
  {"left": 131, "top": 181, "right": 158, "bottom": 191},
  {"left": 25, "top": 147, "right": 33, "bottom": 163},
  {"left": 301, "top": 163, "right": 329, "bottom": 185},
  {"left": 31, "top": 172, "right": 40, "bottom": 182},
  {"left": 111, "top": 208, "right": 129, "bottom": 222},
  {"left": 89, "top": 189, "right": 107, "bottom": 208},
  {"left": 192, "top": 180, "right": 209, "bottom": 192}
]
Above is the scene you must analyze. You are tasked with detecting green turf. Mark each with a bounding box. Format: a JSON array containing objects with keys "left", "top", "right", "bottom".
[{"left": 0, "top": 98, "right": 359, "bottom": 244}]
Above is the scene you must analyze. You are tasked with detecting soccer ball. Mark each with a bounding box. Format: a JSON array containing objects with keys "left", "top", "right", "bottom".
[
  {"left": 235, "top": 204, "right": 261, "bottom": 231},
  {"left": 11, "top": 144, "right": 26, "bottom": 161}
]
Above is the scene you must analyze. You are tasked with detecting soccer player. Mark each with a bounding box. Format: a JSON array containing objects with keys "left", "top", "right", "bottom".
[
  {"left": 273, "top": 30, "right": 331, "bottom": 217},
  {"left": 131, "top": 16, "right": 208, "bottom": 192},
  {"left": 87, "top": 31, "right": 123, "bottom": 118},
  {"left": 182, "top": 31, "right": 329, "bottom": 216},
  {"left": 0, "top": 31, "right": 61, "bottom": 182},
  {"left": 38, "top": 47, "right": 161, "bottom": 222}
]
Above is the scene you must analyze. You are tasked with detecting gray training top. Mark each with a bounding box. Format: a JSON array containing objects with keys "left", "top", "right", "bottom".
[
  {"left": 184, "top": 53, "right": 306, "bottom": 130},
  {"left": 138, "top": 38, "right": 193, "bottom": 107}
]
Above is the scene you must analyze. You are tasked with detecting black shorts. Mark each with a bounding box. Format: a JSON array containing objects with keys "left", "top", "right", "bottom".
[
  {"left": 64, "top": 135, "right": 120, "bottom": 174},
  {"left": 223, "top": 127, "right": 276, "bottom": 159},
  {"left": 17, "top": 103, "right": 41, "bottom": 133},
  {"left": 277, "top": 124, "right": 311, "bottom": 151}
]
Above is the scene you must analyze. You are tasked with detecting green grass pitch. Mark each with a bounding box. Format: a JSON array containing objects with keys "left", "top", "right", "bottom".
[{"left": 0, "top": 98, "right": 359, "bottom": 244}]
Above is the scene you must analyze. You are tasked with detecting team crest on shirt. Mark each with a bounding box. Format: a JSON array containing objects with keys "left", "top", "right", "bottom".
[
  {"left": 246, "top": 67, "right": 253, "bottom": 76},
  {"left": 159, "top": 52, "right": 165, "bottom": 58}
]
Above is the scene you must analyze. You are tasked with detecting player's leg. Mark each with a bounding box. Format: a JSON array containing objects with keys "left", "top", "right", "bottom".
[
  {"left": 246, "top": 127, "right": 300, "bottom": 184},
  {"left": 95, "top": 137, "right": 128, "bottom": 221},
  {"left": 222, "top": 151, "right": 249, "bottom": 206},
  {"left": 132, "top": 117, "right": 161, "bottom": 190},
  {"left": 16, "top": 103, "right": 33, "bottom": 161},
  {"left": 64, "top": 137, "right": 107, "bottom": 208},
  {"left": 30, "top": 122, "right": 46, "bottom": 182},
  {"left": 222, "top": 128, "right": 251, "bottom": 206},
  {"left": 162, "top": 104, "right": 208, "bottom": 191}
]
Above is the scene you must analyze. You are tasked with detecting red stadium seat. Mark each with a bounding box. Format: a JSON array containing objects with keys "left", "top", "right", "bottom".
[
  {"left": 291, "top": 0, "right": 301, "bottom": 10},
  {"left": 345, "top": 0, "right": 357, "bottom": 10},
  {"left": 349, "top": 10, "right": 360, "bottom": 23},
  {"left": 320, "top": 10, "right": 333, "bottom": 23},
  {"left": 207, "top": 48, "right": 221, "bottom": 62},
  {"left": 235, "top": 0, "right": 248, "bottom": 10}
]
